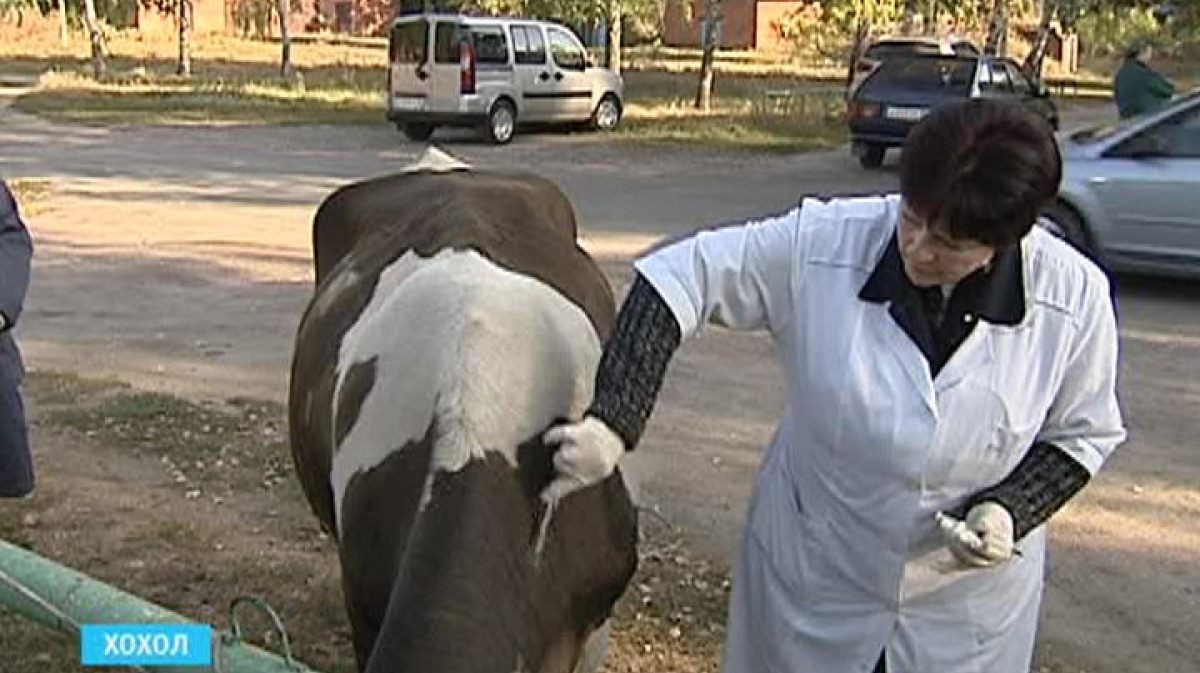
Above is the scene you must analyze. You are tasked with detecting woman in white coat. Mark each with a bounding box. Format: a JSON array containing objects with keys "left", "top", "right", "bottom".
[{"left": 542, "top": 98, "right": 1126, "bottom": 673}]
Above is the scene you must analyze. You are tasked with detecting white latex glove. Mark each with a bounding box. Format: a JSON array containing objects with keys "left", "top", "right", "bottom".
[
  {"left": 540, "top": 416, "right": 625, "bottom": 505},
  {"left": 936, "top": 502, "right": 1015, "bottom": 568}
]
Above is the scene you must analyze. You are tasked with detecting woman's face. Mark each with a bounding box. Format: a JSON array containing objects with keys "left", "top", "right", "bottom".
[{"left": 897, "top": 203, "right": 996, "bottom": 287}]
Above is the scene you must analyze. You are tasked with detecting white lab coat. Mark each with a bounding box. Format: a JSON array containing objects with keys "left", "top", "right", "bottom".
[{"left": 633, "top": 195, "right": 1126, "bottom": 673}]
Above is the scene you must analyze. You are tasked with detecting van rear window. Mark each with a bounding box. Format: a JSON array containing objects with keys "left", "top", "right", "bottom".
[
  {"left": 865, "top": 56, "right": 975, "bottom": 93},
  {"left": 435, "top": 22, "right": 461, "bottom": 64},
  {"left": 389, "top": 21, "right": 427, "bottom": 64}
]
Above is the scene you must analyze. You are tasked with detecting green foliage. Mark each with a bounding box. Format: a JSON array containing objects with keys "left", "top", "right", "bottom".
[{"left": 1075, "top": 4, "right": 1166, "bottom": 56}]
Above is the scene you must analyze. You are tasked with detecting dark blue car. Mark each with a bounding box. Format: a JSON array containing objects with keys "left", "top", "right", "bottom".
[{"left": 847, "top": 54, "right": 1059, "bottom": 168}]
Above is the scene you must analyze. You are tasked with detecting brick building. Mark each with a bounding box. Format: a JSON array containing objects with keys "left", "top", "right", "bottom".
[{"left": 662, "top": 0, "right": 807, "bottom": 51}]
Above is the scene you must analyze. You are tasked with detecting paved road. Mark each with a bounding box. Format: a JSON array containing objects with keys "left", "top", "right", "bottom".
[{"left": 3, "top": 84, "right": 1198, "bottom": 673}]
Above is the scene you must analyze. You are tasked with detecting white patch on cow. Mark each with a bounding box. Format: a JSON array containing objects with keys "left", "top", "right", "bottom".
[
  {"left": 330, "top": 249, "right": 601, "bottom": 532},
  {"left": 403, "top": 146, "right": 471, "bottom": 174}
]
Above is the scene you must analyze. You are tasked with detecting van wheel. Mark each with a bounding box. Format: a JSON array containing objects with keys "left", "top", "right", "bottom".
[
  {"left": 856, "top": 142, "right": 885, "bottom": 169},
  {"left": 400, "top": 123, "right": 435, "bottom": 142},
  {"left": 484, "top": 100, "right": 516, "bottom": 144},
  {"left": 591, "top": 94, "right": 622, "bottom": 131}
]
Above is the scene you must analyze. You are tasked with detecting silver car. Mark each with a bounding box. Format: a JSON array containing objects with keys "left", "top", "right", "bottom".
[
  {"left": 1043, "top": 91, "right": 1200, "bottom": 279},
  {"left": 386, "top": 14, "right": 625, "bottom": 145}
]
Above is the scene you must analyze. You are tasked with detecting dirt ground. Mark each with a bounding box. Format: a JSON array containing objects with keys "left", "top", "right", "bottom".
[{"left": 1, "top": 93, "right": 1198, "bottom": 673}]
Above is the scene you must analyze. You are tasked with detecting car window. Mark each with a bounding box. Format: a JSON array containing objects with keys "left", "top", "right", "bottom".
[
  {"left": 547, "top": 27, "right": 586, "bottom": 70},
  {"left": 512, "top": 25, "right": 547, "bottom": 66},
  {"left": 952, "top": 41, "right": 979, "bottom": 56},
  {"left": 865, "top": 42, "right": 943, "bottom": 59},
  {"left": 470, "top": 25, "right": 509, "bottom": 66},
  {"left": 389, "top": 20, "right": 428, "bottom": 64},
  {"left": 1137, "top": 106, "right": 1200, "bottom": 158},
  {"left": 864, "top": 56, "right": 975, "bottom": 94},
  {"left": 979, "top": 60, "right": 1014, "bottom": 94},
  {"left": 1004, "top": 62, "right": 1034, "bottom": 96},
  {"left": 434, "top": 21, "right": 461, "bottom": 64}
]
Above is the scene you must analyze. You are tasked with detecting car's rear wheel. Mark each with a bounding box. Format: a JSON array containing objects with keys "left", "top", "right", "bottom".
[
  {"left": 591, "top": 94, "right": 622, "bottom": 131},
  {"left": 484, "top": 100, "right": 517, "bottom": 145},
  {"left": 400, "top": 123, "right": 435, "bottom": 142},
  {"left": 1039, "top": 201, "right": 1090, "bottom": 251},
  {"left": 856, "top": 142, "right": 886, "bottom": 169}
]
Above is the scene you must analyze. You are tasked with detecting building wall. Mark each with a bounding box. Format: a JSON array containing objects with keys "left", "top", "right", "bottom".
[
  {"left": 135, "top": 0, "right": 229, "bottom": 37},
  {"left": 663, "top": 0, "right": 804, "bottom": 50},
  {"left": 663, "top": 0, "right": 756, "bottom": 49},
  {"left": 754, "top": 0, "right": 804, "bottom": 53}
]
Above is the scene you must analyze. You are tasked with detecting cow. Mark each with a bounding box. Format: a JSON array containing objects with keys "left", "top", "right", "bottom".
[{"left": 287, "top": 147, "right": 639, "bottom": 673}]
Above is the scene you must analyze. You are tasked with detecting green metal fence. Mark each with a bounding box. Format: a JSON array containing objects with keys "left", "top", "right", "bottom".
[{"left": 0, "top": 538, "right": 323, "bottom": 672}]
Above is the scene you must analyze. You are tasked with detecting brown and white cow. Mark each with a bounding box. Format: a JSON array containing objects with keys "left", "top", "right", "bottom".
[{"left": 287, "top": 148, "right": 639, "bottom": 673}]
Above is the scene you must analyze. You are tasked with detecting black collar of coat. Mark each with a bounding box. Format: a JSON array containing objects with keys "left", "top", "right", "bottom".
[{"left": 858, "top": 230, "right": 1026, "bottom": 326}]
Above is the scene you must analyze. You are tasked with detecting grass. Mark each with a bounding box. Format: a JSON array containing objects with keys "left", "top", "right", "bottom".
[
  {"left": 0, "top": 25, "right": 847, "bottom": 151},
  {"left": 30, "top": 370, "right": 299, "bottom": 498},
  {"left": 5, "top": 179, "right": 54, "bottom": 215}
]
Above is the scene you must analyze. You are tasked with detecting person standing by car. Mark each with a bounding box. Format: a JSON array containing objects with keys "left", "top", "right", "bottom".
[
  {"left": 1114, "top": 38, "right": 1175, "bottom": 119},
  {"left": 1, "top": 179, "right": 35, "bottom": 498},
  {"left": 540, "top": 99, "right": 1126, "bottom": 673}
]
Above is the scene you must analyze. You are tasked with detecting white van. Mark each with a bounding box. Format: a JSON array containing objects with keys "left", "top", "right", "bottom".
[{"left": 386, "top": 14, "right": 625, "bottom": 144}]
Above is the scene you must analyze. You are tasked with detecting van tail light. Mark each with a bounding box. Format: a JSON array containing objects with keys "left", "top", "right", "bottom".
[
  {"left": 460, "top": 40, "right": 476, "bottom": 94},
  {"left": 855, "top": 59, "right": 877, "bottom": 73},
  {"left": 848, "top": 102, "right": 881, "bottom": 119}
]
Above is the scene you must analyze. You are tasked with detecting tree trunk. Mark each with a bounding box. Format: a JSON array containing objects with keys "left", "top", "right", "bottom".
[
  {"left": 57, "top": 0, "right": 69, "bottom": 46},
  {"left": 277, "top": 0, "right": 293, "bottom": 76},
  {"left": 177, "top": 0, "right": 193, "bottom": 77},
  {"left": 1022, "top": 0, "right": 1056, "bottom": 77},
  {"left": 693, "top": 0, "right": 720, "bottom": 111},
  {"left": 604, "top": 2, "right": 622, "bottom": 74},
  {"left": 82, "top": 0, "right": 106, "bottom": 79},
  {"left": 845, "top": 16, "right": 871, "bottom": 90},
  {"left": 902, "top": 0, "right": 918, "bottom": 35},
  {"left": 984, "top": 0, "right": 1008, "bottom": 56}
]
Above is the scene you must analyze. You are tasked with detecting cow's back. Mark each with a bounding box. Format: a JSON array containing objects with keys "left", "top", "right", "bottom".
[
  {"left": 287, "top": 162, "right": 635, "bottom": 673},
  {"left": 290, "top": 167, "right": 616, "bottom": 532}
]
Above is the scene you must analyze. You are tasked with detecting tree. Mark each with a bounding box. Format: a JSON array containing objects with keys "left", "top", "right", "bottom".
[
  {"left": 901, "top": 0, "right": 918, "bottom": 34},
  {"left": 57, "top": 0, "right": 68, "bottom": 45},
  {"left": 983, "top": 0, "right": 1008, "bottom": 55},
  {"left": 1023, "top": 0, "right": 1056, "bottom": 76},
  {"left": 177, "top": 0, "right": 193, "bottom": 76},
  {"left": 693, "top": 0, "right": 720, "bottom": 110},
  {"left": 0, "top": 0, "right": 35, "bottom": 27},
  {"left": 277, "top": 0, "right": 293, "bottom": 76},
  {"left": 81, "top": 0, "right": 106, "bottom": 78},
  {"left": 604, "top": 0, "right": 621, "bottom": 73}
]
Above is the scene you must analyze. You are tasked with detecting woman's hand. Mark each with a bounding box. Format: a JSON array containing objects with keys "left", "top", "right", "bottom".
[
  {"left": 936, "top": 503, "right": 1015, "bottom": 568},
  {"left": 540, "top": 416, "right": 626, "bottom": 504}
]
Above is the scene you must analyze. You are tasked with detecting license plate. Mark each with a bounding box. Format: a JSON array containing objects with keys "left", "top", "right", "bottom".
[
  {"left": 392, "top": 97, "right": 425, "bottom": 112},
  {"left": 885, "top": 106, "right": 928, "bottom": 121}
]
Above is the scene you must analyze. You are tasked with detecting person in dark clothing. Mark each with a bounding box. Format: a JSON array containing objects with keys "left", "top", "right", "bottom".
[
  {"left": 1114, "top": 38, "right": 1175, "bottom": 119},
  {"left": 1, "top": 179, "right": 35, "bottom": 498}
]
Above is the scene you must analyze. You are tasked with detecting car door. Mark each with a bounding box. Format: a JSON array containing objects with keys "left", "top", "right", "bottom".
[
  {"left": 544, "top": 25, "right": 594, "bottom": 121},
  {"left": 388, "top": 17, "right": 431, "bottom": 112},
  {"left": 1002, "top": 60, "right": 1055, "bottom": 124},
  {"left": 423, "top": 19, "right": 465, "bottom": 114},
  {"left": 1092, "top": 104, "right": 1200, "bottom": 263},
  {"left": 509, "top": 24, "right": 554, "bottom": 122}
]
